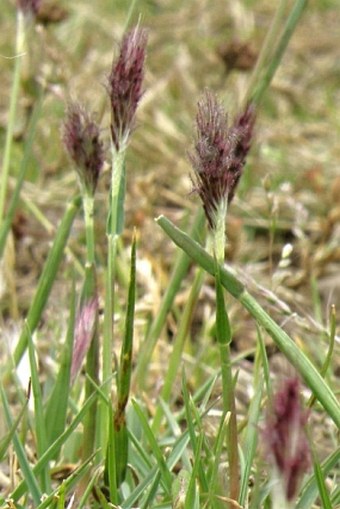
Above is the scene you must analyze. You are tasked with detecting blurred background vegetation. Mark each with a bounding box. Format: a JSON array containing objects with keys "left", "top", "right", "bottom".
[{"left": 1, "top": 0, "right": 339, "bottom": 466}]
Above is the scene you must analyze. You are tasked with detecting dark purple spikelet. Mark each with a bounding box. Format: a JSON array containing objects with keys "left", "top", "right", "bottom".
[
  {"left": 227, "top": 102, "right": 256, "bottom": 203},
  {"left": 190, "top": 90, "right": 255, "bottom": 229},
  {"left": 108, "top": 26, "right": 147, "bottom": 151},
  {"left": 63, "top": 102, "right": 104, "bottom": 195},
  {"left": 264, "top": 377, "right": 310, "bottom": 502},
  {"left": 17, "top": 0, "right": 41, "bottom": 15}
]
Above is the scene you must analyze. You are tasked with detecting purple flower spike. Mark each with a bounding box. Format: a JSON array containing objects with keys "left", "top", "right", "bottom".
[
  {"left": 264, "top": 377, "right": 310, "bottom": 502},
  {"left": 190, "top": 90, "right": 255, "bottom": 229},
  {"left": 17, "top": 0, "right": 41, "bottom": 16},
  {"left": 63, "top": 102, "right": 104, "bottom": 195},
  {"left": 108, "top": 26, "right": 148, "bottom": 151},
  {"left": 227, "top": 102, "right": 256, "bottom": 203},
  {"left": 71, "top": 298, "right": 98, "bottom": 384}
]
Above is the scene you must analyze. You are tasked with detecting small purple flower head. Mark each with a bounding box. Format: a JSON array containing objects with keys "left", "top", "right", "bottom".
[
  {"left": 17, "top": 0, "right": 41, "bottom": 16},
  {"left": 63, "top": 102, "right": 104, "bottom": 195},
  {"left": 71, "top": 297, "right": 98, "bottom": 384},
  {"left": 227, "top": 101, "right": 256, "bottom": 203},
  {"left": 190, "top": 90, "right": 255, "bottom": 229},
  {"left": 108, "top": 26, "right": 148, "bottom": 151},
  {"left": 264, "top": 377, "right": 310, "bottom": 502}
]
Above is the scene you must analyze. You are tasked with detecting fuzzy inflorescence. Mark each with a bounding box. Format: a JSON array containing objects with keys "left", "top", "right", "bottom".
[
  {"left": 108, "top": 26, "right": 148, "bottom": 151},
  {"left": 190, "top": 90, "right": 255, "bottom": 230},
  {"left": 264, "top": 377, "right": 310, "bottom": 502},
  {"left": 62, "top": 102, "right": 105, "bottom": 195}
]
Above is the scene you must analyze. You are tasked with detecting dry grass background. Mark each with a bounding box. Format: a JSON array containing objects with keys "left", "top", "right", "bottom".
[{"left": 1, "top": 0, "right": 339, "bottom": 482}]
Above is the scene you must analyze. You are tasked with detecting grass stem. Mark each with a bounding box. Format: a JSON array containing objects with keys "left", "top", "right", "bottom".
[
  {"left": 101, "top": 144, "right": 127, "bottom": 480},
  {"left": 113, "top": 232, "right": 137, "bottom": 484},
  {"left": 215, "top": 266, "right": 239, "bottom": 504},
  {"left": 0, "top": 10, "right": 25, "bottom": 223},
  {"left": 78, "top": 191, "right": 99, "bottom": 490},
  {"left": 249, "top": 0, "right": 308, "bottom": 106}
]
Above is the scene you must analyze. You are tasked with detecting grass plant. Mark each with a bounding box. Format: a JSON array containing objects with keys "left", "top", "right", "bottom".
[{"left": 0, "top": 0, "right": 339, "bottom": 508}]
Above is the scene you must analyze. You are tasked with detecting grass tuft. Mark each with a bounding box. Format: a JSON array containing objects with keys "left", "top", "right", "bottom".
[{"left": 0, "top": 1, "right": 338, "bottom": 508}]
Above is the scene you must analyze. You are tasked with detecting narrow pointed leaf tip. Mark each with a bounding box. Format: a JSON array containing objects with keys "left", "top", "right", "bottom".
[
  {"left": 108, "top": 26, "right": 148, "bottom": 151},
  {"left": 190, "top": 89, "right": 255, "bottom": 229}
]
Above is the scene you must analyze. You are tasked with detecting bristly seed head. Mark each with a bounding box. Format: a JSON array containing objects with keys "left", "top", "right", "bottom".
[
  {"left": 190, "top": 89, "right": 255, "bottom": 230},
  {"left": 108, "top": 26, "right": 148, "bottom": 151},
  {"left": 227, "top": 101, "right": 256, "bottom": 203},
  {"left": 62, "top": 102, "right": 105, "bottom": 195},
  {"left": 264, "top": 377, "right": 310, "bottom": 502},
  {"left": 17, "top": 0, "right": 41, "bottom": 15}
]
